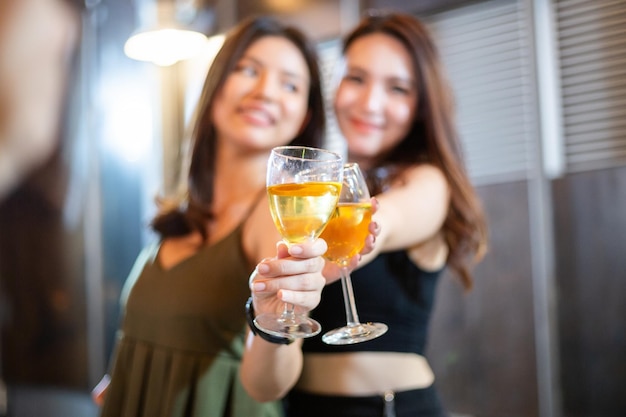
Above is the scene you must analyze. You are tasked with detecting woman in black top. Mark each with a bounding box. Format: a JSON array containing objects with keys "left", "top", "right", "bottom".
[{"left": 243, "top": 12, "right": 489, "bottom": 417}]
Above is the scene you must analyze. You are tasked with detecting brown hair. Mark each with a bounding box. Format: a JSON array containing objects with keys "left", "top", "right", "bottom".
[
  {"left": 151, "top": 16, "right": 326, "bottom": 240},
  {"left": 344, "top": 12, "right": 488, "bottom": 289}
]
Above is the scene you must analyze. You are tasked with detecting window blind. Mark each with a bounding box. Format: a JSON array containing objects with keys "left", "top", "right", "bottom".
[
  {"left": 425, "top": 0, "right": 538, "bottom": 185},
  {"left": 555, "top": 0, "right": 626, "bottom": 173}
]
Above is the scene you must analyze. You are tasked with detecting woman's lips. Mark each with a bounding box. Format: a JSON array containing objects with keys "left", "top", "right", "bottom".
[
  {"left": 238, "top": 105, "right": 275, "bottom": 126},
  {"left": 348, "top": 117, "right": 382, "bottom": 134}
]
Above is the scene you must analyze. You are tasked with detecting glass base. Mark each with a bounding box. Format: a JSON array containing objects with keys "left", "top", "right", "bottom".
[
  {"left": 254, "top": 313, "right": 321, "bottom": 339},
  {"left": 322, "top": 322, "right": 388, "bottom": 345}
]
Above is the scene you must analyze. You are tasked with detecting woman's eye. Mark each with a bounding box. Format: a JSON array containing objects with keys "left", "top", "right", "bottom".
[
  {"left": 344, "top": 74, "right": 364, "bottom": 84},
  {"left": 236, "top": 64, "right": 257, "bottom": 77},
  {"left": 283, "top": 81, "right": 298, "bottom": 92},
  {"left": 390, "top": 85, "right": 411, "bottom": 95}
]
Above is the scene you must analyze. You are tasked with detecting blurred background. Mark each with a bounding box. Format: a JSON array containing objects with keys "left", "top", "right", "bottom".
[{"left": 0, "top": 0, "right": 624, "bottom": 416}]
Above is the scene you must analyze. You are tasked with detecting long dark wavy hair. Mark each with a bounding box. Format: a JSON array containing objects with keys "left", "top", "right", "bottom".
[
  {"left": 151, "top": 16, "right": 326, "bottom": 241},
  {"left": 344, "top": 12, "right": 488, "bottom": 289}
]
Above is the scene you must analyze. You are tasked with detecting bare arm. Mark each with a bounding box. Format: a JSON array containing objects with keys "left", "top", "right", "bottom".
[
  {"left": 240, "top": 239, "right": 327, "bottom": 401},
  {"left": 359, "top": 164, "right": 450, "bottom": 266}
]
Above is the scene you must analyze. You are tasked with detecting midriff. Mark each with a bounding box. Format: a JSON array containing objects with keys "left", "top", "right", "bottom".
[{"left": 295, "top": 352, "right": 434, "bottom": 396}]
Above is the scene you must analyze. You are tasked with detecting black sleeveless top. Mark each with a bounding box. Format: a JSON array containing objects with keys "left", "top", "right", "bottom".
[{"left": 303, "top": 251, "right": 443, "bottom": 355}]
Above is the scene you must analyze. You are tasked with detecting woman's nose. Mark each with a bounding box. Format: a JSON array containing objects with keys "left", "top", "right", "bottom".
[
  {"left": 362, "top": 83, "right": 385, "bottom": 113},
  {"left": 252, "top": 72, "right": 279, "bottom": 101}
]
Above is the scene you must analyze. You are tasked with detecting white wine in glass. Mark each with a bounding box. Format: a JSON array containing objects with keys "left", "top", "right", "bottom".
[
  {"left": 320, "top": 163, "right": 388, "bottom": 345},
  {"left": 254, "top": 146, "right": 343, "bottom": 339}
]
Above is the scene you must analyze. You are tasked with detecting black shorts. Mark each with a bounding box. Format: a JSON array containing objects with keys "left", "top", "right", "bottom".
[{"left": 284, "top": 385, "right": 448, "bottom": 417}]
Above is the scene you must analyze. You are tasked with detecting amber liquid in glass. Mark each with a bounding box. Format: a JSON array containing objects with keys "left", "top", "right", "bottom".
[
  {"left": 320, "top": 202, "right": 372, "bottom": 266},
  {"left": 267, "top": 181, "right": 341, "bottom": 244}
]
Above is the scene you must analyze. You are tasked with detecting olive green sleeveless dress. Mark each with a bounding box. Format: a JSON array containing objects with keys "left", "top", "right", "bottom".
[{"left": 100, "top": 221, "right": 282, "bottom": 417}]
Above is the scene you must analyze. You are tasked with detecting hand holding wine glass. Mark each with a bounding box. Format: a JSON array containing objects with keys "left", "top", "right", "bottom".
[
  {"left": 253, "top": 146, "right": 343, "bottom": 339},
  {"left": 320, "top": 163, "right": 388, "bottom": 345}
]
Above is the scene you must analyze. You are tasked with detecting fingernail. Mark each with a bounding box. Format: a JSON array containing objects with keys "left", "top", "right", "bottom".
[
  {"left": 289, "top": 245, "right": 303, "bottom": 255},
  {"left": 252, "top": 281, "right": 266, "bottom": 291},
  {"left": 257, "top": 263, "right": 270, "bottom": 274}
]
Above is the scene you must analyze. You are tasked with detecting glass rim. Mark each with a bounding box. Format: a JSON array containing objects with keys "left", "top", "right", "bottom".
[{"left": 270, "top": 145, "right": 342, "bottom": 162}]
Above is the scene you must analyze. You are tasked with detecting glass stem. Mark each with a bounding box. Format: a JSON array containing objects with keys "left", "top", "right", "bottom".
[
  {"left": 281, "top": 303, "right": 296, "bottom": 323},
  {"left": 281, "top": 240, "right": 297, "bottom": 323},
  {"left": 340, "top": 267, "right": 360, "bottom": 327}
]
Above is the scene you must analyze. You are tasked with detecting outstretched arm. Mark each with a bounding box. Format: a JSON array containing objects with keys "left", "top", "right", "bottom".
[{"left": 240, "top": 239, "right": 327, "bottom": 402}]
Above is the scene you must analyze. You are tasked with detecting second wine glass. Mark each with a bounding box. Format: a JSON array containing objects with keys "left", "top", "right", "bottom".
[
  {"left": 254, "top": 146, "right": 343, "bottom": 339},
  {"left": 320, "top": 163, "right": 388, "bottom": 345}
]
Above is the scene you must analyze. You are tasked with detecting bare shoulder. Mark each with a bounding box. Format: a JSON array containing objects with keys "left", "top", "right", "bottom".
[
  {"left": 403, "top": 164, "right": 448, "bottom": 188},
  {"left": 403, "top": 165, "right": 449, "bottom": 269},
  {"left": 391, "top": 163, "right": 450, "bottom": 204}
]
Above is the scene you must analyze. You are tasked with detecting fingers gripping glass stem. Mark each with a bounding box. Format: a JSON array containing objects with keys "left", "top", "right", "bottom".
[{"left": 253, "top": 146, "right": 343, "bottom": 339}]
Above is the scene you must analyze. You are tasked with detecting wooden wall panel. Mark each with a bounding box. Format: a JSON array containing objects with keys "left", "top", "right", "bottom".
[
  {"left": 428, "top": 180, "right": 538, "bottom": 417},
  {"left": 553, "top": 166, "right": 626, "bottom": 417}
]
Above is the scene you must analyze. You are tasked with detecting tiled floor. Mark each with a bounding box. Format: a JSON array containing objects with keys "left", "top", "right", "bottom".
[{"left": 4, "top": 386, "right": 98, "bottom": 417}]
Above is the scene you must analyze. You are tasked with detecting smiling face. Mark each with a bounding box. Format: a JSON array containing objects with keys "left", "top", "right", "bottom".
[
  {"left": 334, "top": 33, "right": 418, "bottom": 168},
  {"left": 211, "top": 35, "right": 311, "bottom": 152}
]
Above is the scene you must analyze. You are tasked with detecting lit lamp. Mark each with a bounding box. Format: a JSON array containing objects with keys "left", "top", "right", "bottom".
[
  {"left": 124, "top": 0, "right": 211, "bottom": 66},
  {"left": 124, "top": 28, "right": 208, "bottom": 66}
]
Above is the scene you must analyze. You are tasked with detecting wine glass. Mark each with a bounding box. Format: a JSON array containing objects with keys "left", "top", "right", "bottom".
[
  {"left": 320, "top": 162, "right": 388, "bottom": 345},
  {"left": 254, "top": 145, "right": 343, "bottom": 339}
]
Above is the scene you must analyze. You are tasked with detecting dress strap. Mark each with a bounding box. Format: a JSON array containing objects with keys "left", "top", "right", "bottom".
[
  {"left": 239, "top": 187, "right": 267, "bottom": 230},
  {"left": 119, "top": 241, "right": 160, "bottom": 308}
]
